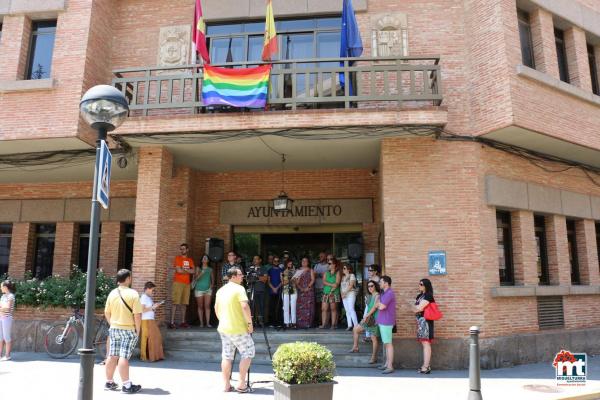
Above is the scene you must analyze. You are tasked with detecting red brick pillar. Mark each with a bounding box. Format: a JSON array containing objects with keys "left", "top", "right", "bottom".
[
  {"left": 530, "top": 8, "right": 559, "bottom": 79},
  {"left": 132, "top": 147, "right": 173, "bottom": 300},
  {"left": 575, "top": 219, "right": 600, "bottom": 285},
  {"left": 99, "top": 221, "right": 123, "bottom": 276},
  {"left": 510, "top": 210, "right": 538, "bottom": 285},
  {"left": 564, "top": 27, "right": 593, "bottom": 91},
  {"left": 0, "top": 15, "right": 32, "bottom": 80},
  {"left": 166, "top": 166, "right": 194, "bottom": 254},
  {"left": 595, "top": 45, "right": 600, "bottom": 90},
  {"left": 8, "top": 223, "right": 35, "bottom": 279},
  {"left": 53, "top": 222, "right": 77, "bottom": 278},
  {"left": 545, "top": 215, "right": 570, "bottom": 285},
  {"left": 380, "top": 137, "right": 485, "bottom": 340}
]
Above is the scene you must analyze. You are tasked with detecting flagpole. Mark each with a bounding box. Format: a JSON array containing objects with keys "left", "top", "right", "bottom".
[{"left": 226, "top": 38, "right": 233, "bottom": 66}]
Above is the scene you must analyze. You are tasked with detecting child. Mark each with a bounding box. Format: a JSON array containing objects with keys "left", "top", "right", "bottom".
[
  {"left": 0, "top": 280, "right": 16, "bottom": 361},
  {"left": 139, "top": 282, "right": 164, "bottom": 362}
]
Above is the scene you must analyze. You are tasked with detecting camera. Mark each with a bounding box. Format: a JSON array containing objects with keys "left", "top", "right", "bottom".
[{"left": 245, "top": 265, "right": 260, "bottom": 285}]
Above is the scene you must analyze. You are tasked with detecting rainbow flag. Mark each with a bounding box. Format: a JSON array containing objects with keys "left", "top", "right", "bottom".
[{"left": 202, "top": 65, "right": 271, "bottom": 108}]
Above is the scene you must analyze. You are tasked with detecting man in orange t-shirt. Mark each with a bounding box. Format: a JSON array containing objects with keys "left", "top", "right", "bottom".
[{"left": 169, "top": 243, "right": 195, "bottom": 329}]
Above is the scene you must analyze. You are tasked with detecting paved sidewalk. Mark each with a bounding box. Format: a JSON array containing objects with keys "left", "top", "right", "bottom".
[{"left": 1, "top": 352, "right": 599, "bottom": 399}]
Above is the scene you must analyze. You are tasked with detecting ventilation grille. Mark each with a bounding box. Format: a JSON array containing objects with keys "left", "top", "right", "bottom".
[{"left": 537, "top": 296, "right": 565, "bottom": 330}]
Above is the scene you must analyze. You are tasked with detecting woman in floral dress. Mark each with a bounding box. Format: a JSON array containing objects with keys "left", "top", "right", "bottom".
[{"left": 295, "top": 256, "right": 315, "bottom": 329}]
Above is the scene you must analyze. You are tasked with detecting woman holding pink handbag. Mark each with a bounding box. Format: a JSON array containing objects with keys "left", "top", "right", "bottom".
[{"left": 412, "top": 278, "right": 437, "bottom": 374}]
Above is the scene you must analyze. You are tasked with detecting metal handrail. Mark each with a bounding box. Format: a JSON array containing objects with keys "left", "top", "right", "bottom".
[{"left": 113, "top": 56, "right": 440, "bottom": 74}]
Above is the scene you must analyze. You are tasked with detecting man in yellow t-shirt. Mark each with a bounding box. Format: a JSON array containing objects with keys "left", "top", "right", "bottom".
[
  {"left": 104, "top": 269, "right": 143, "bottom": 393},
  {"left": 170, "top": 243, "right": 195, "bottom": 329},
  {"left": 215, "top": 266, "right": 254, "bottom": 393}
]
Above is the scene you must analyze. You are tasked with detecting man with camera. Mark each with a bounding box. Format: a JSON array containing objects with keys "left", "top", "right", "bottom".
[
  {"left": 246, "top": 255, "right": 269, "bottom": 327},
  {"left": 215, "top": 267, "right": 255, "bottom": 393}
]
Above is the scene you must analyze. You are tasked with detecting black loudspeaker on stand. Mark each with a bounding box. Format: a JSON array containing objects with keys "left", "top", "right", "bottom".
[{"left": 206, "top": 237, "right": 224, "bottom": 262}]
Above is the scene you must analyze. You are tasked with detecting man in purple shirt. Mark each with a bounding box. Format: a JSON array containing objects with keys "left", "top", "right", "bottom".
[{"left": 376, "top": 275, "right": 396, "bottom": 374}]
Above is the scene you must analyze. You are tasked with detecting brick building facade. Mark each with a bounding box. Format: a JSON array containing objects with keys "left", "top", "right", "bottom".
[{"left": 1, "top": 0, "right": 600, "bottom": 368}]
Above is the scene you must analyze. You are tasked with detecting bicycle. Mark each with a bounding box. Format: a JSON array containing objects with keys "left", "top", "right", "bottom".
[{"left": 44, "top": 309, "right": 110, "bottom": 359}]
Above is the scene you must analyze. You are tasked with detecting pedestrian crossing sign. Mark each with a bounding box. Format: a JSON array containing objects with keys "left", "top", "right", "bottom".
[{"left": 97, "top": 140, "right": 112, "bottom": 209}]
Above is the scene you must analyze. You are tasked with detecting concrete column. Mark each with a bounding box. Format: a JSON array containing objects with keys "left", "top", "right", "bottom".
[
  {"left": 0, "top": 15, "right": 32, "bottom": 80},
  {"left": 99, "top": 221, "right": 123, "bottom": 276},
  {"left": 510, "top": 210, "right": 538, "bottom": 285},
  {"left": 8, "top": 223, "right": 34, "bottom": 279},
  {"left": 53, "top": 222, "right": 77, "bottom": 278},
  {"left": 132, "top": 147, "right": 173, "bottom": 297},
  {"left": 564, "top": 27, "right": 593, "bottom": 91},
  {"left": 545, "top": 215, "right": 571, "bottom": 285},
  {"left": 575, "top": 219, "right": 600, "bottom": 285},
  {"left": 530, "top": 8, "right": 559, "bottom": 79}
]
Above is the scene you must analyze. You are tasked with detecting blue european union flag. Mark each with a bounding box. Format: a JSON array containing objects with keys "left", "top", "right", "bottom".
[{"left": 339, "top": 0, "right": 363, "bottom": 96}]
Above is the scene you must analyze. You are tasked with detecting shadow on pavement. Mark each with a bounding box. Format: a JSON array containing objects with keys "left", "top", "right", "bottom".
[
  {"left": 140, "top": 388, "right": 170, "bottom": 395},
  {"left": 246, "top": 387, "right": 273, "bottom": 396}
]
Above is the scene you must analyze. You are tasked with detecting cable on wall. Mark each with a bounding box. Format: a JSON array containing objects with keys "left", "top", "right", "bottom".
[
  {"left": 1, "top": 124, "right": 600, "bottom": 189},
  {"left": 439, "top": 129, "right": 600, "bottom": 187}
]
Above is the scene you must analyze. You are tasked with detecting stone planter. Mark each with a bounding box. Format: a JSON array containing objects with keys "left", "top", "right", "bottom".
[{"left": 273, "top": 378, "right": 336, "bottom": 400}]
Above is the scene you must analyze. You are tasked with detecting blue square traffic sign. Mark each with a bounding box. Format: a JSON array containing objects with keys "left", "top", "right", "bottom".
[{"left": 97, "top": 140, "right": 112, "bottom": 209}]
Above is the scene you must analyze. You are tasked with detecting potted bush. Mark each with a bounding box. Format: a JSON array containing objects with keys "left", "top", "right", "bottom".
[{"left": 272, "top": 342, "right": 336, "bottom": 400}]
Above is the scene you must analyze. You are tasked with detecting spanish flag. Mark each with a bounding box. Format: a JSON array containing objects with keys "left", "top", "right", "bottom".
[
  {"left": 261, "top": 0, "right": 277, "bottom": 61},
  {"left": 193, "top": 0, "right": 210, "bottom": 64}
]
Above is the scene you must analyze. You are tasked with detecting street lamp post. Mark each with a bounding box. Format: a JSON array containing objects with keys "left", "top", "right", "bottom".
[{"left": 78, "top": 85, "right": 129, "bottom": 400}]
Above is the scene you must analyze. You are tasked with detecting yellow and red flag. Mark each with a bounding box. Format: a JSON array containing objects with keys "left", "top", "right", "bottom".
[
  {"left": 261, "top": 0, "right": 277, "bottom": 61},
  {"left": 193, "top": 0, "right": 210, "bottom": 64}
]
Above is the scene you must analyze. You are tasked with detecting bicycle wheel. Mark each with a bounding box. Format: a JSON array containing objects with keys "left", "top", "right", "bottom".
[
  {"left": 94, "top": 320, "right": 109, "bottom": 359},
  {"left": 44, "top": 323, "right": 79, "bottom": 359}
]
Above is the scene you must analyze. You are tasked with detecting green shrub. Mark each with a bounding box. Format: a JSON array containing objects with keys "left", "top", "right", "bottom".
[
  {"left": 4, "top": 266, "right": 115, "bottom": 309},
  {"left": 272, "top": 342, "right": 336, "bottom": 385}
]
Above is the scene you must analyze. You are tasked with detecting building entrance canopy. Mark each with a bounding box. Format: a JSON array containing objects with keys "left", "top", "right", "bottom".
[{"left": 114, "top": 123, "right": 443, "bottom": 173}]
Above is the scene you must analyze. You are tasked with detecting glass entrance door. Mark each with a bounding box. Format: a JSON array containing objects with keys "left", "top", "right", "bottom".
[
  {"left": 233, "top": 229, "right": 363, "bottom": 266},
  {"left": 261, "top": 233, "right": 332, "bottom": 263},
  {"left": 232, "top": 228, "right": 367, "bottom": 319}
]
